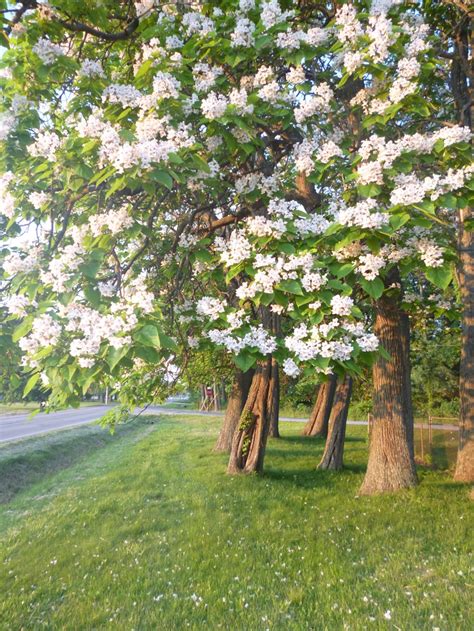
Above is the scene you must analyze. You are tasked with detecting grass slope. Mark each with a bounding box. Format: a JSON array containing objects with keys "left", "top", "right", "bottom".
[{"left": 0, "top": 416, "right": 472, "bottom": 630}]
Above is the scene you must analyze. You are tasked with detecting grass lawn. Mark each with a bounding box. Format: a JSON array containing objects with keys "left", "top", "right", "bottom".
[
  {"left": 0, "top": 401, "right": 108, "bottom": 415},
  {"left": 0, "top": 416, "right": 472, "bottom": 630},
  {"left": 0, "top": 402, "right": 40, "bottom": 415}
]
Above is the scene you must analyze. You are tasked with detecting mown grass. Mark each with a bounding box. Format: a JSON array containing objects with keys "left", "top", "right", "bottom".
[
  {"left": 0, "top": 402, "right": 40, "bottom": 415},
  {"left": 0, "top": 415, "right": 472, "bottom": 630},
  {"left": 0, "top": 401, "right": 108, "bottom": 415}
]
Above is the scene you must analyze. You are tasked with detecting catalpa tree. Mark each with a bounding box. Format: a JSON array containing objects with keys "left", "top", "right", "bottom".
[{"left": 0, "top": 1, "right": 472, "bottom": 490}]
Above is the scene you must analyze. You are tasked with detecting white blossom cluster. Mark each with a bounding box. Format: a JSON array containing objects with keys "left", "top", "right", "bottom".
[
  {"left": 32, "top": 37, "right": 67, "bottom": 65},
  {"left": 357, "top": 126, "right": 472, "bottom": 185},
  {"left": 390, "top": 165, "right": 474, "bottom": 206},
  {"left": 192, "top": 63, "right": 223, "bottom": 93},
  {"left": 5, "top": 294, "right": 35, "bottom": 317},
  {"left": 335, "top": 2, "right": 430, "bottom": 114},
  {"left": 332, "top": 199, "right": 389, "bottom": 230},
  {"left": 282, "top": 319, "right": 379, "bottom": 375},
  {"left": 0, "top": 111, "right": 17, "bottom": 141},
  {"left": 19, "top": 274, "right": 155, "bottom": 369},
  {"left": 0, "top": 171, "right": 15, "bottom": 218},
  {"left": 19, "top": 314, "right": 62, "bottom": 367},
  {"left": 231, "top": 17, "right": 256, "bottom": 48},
  {"left": 196, "top": 297, "right": 226, "bottom": 321},
  {"left": 78, "top": 59, "right": 105, "bottom": 79},
  {"left": 293, "top": 137, "right": 344, "bottom": 175},
  {"left": 3, "top": 246, "right": 42, "bottom": 276},
  {"left": 0, "top": 95, "right": 32, "bottom": 142},
  {"left": 294, "top": 83, "right": 333, "bottom": 124},
  {"left": 76, "top": 110, "right": 193, "bottom": 173},
  {"left": 28, "top": 191, "right": 49, "bottom": 210},
  {"left": 201, "top": 91, "right": 229, "bottom": 120},
  {"left": 208, "top": 325, "right": 277, "bottom": 355},
  {"left": 27, "top": 130, "right": 62, "bottom": 162},
  {"left": 182, "top": 12, "right": 215, "bottom": 37}
]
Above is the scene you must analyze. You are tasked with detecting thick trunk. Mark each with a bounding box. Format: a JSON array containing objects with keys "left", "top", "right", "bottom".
[
  {"left": 302, "top": 374, "right": 337, "bottom": 437},
  {"left": 214, "top": 369, "right": 254, "bottom": 452},
  {"left": 452, "top": 21, "right": 474, "bottom": 483},
  {"left": 227, "top": 358, "right": 273, "bottom": 475},
  {"left": 455, "top": 207, "right": 474, "bottom": 482},
  {"left": 318, "top": 376, "right": 352, "bottom": 470},
  {"left": 360, "top": 272, "right": 418, "bottom": 494},
  {"left": 268, "top": 358, "right": 280, "bottom": 438}
]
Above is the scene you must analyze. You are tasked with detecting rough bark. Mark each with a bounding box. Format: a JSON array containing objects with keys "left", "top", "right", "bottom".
[
  {"left": 359, "top": 271, "right": 418, "bottom": 494},
  {"left": 452, "top": 18, "right": 474, "bottom": 483},
  {"left": 302, "top": 374, "right": 337, "bottom": 437},
  {"left": 268, "top": 358, "right": 280, "bottom": 438},
  {"left": 455, "top": 206, "right": 474, "bottom": 482},
  {"left": 318, "top": 376, "right": 352, "bottom": 470},
  {"left": 227, "top": 358, "right": 273, "bottom": 475},
  {"left": 214, "top": 369, "right": 254, "bottom": 452}
]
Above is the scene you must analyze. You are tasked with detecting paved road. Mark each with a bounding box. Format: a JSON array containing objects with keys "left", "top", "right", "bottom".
[
  {"left": 0, "top": 405, "right": 459, "bottom": 444},
  {"left": 0, "top": 406, "right": 112, "bottom": 443}
]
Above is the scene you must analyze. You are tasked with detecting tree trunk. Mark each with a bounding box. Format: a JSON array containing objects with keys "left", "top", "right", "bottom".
[
  {"left": 359, "top": 272, "right": 418, "bottom": 494},
  {"left": 302, "top": 374, "right": 337, "bottom": 437},
  {"left": 318, "top": 376, "right": 352, "bottom": 470},
  {"left": 227, "top": 358, "right": 273, "bottom": 474},
  {"left": 452, "top": 19, "right": 474, "bottom": 483},
  {"left": 268, "top": 358, "right": 280, "bottom": 438},
  {"left": 454, "top": 207, "right": 474, "bottom": 482},
  {"left": 214, "top": 369, "right": 253, "bottom": 452}
]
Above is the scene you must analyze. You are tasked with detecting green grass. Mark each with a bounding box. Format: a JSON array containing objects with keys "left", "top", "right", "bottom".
[
  {"left": 0, "top": 416, "right": 472, "bottom": 630},
  {"left": 0, "top": 402, "right": 40, "bottom": 415},
  {"left": 0, "top": 401, "right": 108, "bottom": 415}
]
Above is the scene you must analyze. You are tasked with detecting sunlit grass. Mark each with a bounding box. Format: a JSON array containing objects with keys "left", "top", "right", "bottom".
[{"left": 0, "top": 415, "right": 472, "bottom": 630}]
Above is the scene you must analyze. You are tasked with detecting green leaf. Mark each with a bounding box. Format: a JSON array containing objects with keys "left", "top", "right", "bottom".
[
  {"left": 157, "top": 330, "right": 177, "bottom": 351},
  {"left": 149, "top": 169, "right": 173, "bottom": 190},
  {"left": 279, "top": 243, "right": 296, "bottom": 255},
  {"left": 107, "top": 345, "right": 129, "bottom": 370},
  {"left": 23, "top": 373, "right": 40, "bottom": 397},
  {"left": 81, "top": 372, "right": 97, "bottom": 396},
  {"left": 134, "top": 324, "right": 161, "bottom": 348},
  {"left": 225, "top": 262, "right": 245, "bottom": 283},
  {"left": 389, "top": 213, "right": 411, "bottom": 231},
  {"left": 259, "top": 292, "right": 274, "bottom": 306},
  {"left": 12, "top": 317, "right": 32, "bottom": 342},
  {"left": 192, "top": 155, "right": 211, "bottom": 173},
  {"left": 330, "top": 262, "right": 354, "bottom": 278},
  {"left": 359, "top": 277, "right": 384, "bottom": 299},
  {"left": 278, "top": 280, "right": 304, "bottom": 295},
  {"left": 135, "top": 346, "right": 161, "bottom": 363},
  {"left": 194, "top": 249, "right": 214, "bottom": 263},
  {"left": 358, "top": 184, "right": 382, "bottom": 198},
  {"left": 80, "top": 259, "right": 102, "bottom": 279},
  {"left": 425, "top": 265, "right": 453, "bottom": 290},
  {"left": 234, "top": 351, "right": 256, "bottom": 373}
]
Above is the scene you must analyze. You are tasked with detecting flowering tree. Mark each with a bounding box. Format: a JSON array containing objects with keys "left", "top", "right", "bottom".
[{"left": 0, "top": 1, "right": 472, "bottom": 490}]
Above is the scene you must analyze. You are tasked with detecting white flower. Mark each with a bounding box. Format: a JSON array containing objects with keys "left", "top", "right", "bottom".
[
  {"left": 331, "top": 295, "right": 354, "bottom": 316},
  {"left": 357, "top": 253, "right": 385, "bottom": 280},
  {"left": 27, "top": 131, "right": 61, "bottom": 162},
  {"left": 286, "top": 66, "right": 306, "bottom": 85},
  {"left": 196, "top": 297, "right": 226, "bottom": 321},
  {"left": 32, "top": 38, "right": 66, "bottom": 65},
  {"left": 283, "top": 358, "right": 300, "bottom": 377},
  {"left": 78, "top": 60, "right": 105, "bottom": 78},
  {"left": 201, "top": 91, "right": 228, "bottom": 119},
  {"left": 28, "top": 191, "right": 49, "bottom": 209},
  {"left": 231, "top": 17, "right": 255, "bottom": 48}
]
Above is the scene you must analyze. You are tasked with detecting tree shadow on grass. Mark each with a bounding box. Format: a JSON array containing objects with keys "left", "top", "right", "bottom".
[
  {"left": 263, "top": 462, "right": 364, "bottom": 490},
  {"left": 0, "top": 418, "right": 154, "bottom": 504}
]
